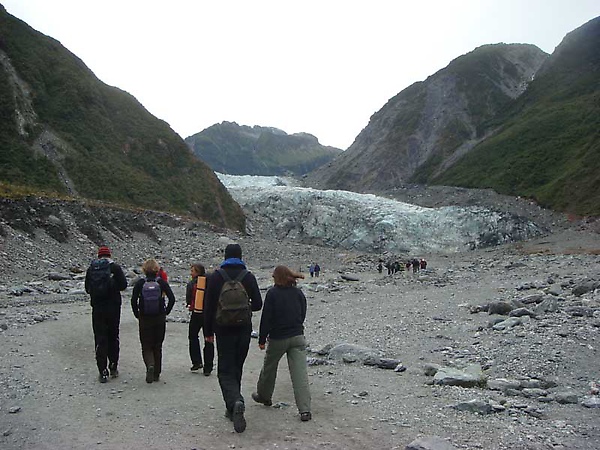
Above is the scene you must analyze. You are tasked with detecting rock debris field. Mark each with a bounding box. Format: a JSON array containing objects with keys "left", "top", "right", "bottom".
[{"left": 0, "top": 198, "right": 600, "bottom": 450}]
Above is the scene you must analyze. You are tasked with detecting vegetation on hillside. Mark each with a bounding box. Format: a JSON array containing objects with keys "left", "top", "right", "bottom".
[
  {"left": 186, "top": 122, "right": 341, "bottom": 176},
  {"left": 433, "top": 17, "right": 600, "bottom": 216},
  {"left": 0, "top": 7, "right": 245, "bottom": 230}
]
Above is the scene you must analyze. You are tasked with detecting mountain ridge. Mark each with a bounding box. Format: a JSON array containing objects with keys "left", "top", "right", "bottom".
[{"left": 185, "top": 121, "right": 342, "bottom": 176}]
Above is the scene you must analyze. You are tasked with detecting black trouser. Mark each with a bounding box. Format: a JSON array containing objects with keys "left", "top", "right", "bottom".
[
  {"left": 216, "top": 327, "right": 251, "bottom": 412},
  {"left": 189, "top": 312, "right": 214, "bottom": 371},
  {"left": 92, "top": 308, "right": 121, "bottom": 374},
  {"left": 138, "top": 314, "right": 166, "bottom": 375}
]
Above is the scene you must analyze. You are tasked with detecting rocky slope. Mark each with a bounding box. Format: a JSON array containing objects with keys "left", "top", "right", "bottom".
[
  {"left": 305, "top": 44, "right": 547, "bottom": 191},
  {"left": 0, "top": 6, "right": 244, "bottom": 230}
]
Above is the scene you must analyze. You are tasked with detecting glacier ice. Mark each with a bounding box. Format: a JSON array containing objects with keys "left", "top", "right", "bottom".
[{"left": 217, "top": 174, "right": 545, "bottom": 254}]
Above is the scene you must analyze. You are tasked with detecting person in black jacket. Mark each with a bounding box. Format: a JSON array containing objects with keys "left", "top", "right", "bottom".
[
  {"left": 252, "top": 265, "right": 312, "bottom": 421},
  {"left": 204, "top": 243, "right": 262, "bottom": 433},
  {"left": 85, "top": 246, "right": 128, "bottom": 383},
  {"left": 185, "top": 262, "right": 214, "bottom": 375},
  {"left": 131, "top": 258, "right": 176, "bottom": 384}
]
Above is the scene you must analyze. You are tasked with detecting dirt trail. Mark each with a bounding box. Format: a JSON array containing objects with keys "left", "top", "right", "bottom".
[{"left": 1, "top": 301, "right": 401, "bottom": 450}]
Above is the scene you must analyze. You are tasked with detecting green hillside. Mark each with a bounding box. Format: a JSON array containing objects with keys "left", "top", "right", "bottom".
[
  {"left": 186, "top": 122, "right": 342, "bottom": 176},
  {"left": 0, "top": 6, "right": 244, "bottom": 230},
  {"left": 433, "top": 16, "right": 600, "bottom": 216}
]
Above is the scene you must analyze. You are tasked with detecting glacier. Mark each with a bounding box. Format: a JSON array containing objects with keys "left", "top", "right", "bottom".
[{"left": 217, "top": 174, "right": 545, "bottom": 254}]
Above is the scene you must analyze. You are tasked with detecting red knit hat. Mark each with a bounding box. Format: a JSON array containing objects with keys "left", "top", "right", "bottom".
[{"left": 97, "top": 246, "right": 112, "bottom": 257}]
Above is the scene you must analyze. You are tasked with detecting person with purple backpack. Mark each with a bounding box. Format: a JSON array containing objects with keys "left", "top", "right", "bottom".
[{"left": 131, "top": 258, "right": 176, "bottom": 384}]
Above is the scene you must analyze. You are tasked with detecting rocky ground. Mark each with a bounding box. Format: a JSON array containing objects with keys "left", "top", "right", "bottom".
[{"left": 0, "top": 193, "right": 599, "bottom": 449}]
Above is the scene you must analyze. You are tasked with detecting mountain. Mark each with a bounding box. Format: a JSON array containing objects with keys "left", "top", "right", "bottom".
[
  {"left": 433, "top": 16, "right": 600, "bottom": 216},
  {"left": 0, "top": 5, "right": 244, "bottom": 230},
  {"left": 305, "top": 43, "right": 547, "bottom": 191},
  {"left": 185, "top": 121, "right": 342, "bottom": 176},
  {"left": 307, "top": 17, "right": 600, "bottom": 217}
]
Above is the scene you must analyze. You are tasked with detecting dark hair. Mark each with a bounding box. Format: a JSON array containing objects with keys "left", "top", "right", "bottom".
[
  {"left": 272, "top": 265, "right": 304, "bottom": 287},
  {"left": 224, "top": 243, "right": 242, "bottom": 259},
  {"left": 191, "top": 263, "right": 205, "bottom": 276}
]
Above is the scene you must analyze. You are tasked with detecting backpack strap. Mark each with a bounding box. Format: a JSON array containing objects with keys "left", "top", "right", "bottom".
[
  {"left": 234, "top": 269, "right": 248, "bottom": 283},
  {"left": 218, "top": 268, "right": 231, "bottom": 282}
]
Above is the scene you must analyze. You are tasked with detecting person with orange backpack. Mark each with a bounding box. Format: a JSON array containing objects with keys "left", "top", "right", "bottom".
[{"left": 185, "top": 262, "right": 214, "bottom": 376}]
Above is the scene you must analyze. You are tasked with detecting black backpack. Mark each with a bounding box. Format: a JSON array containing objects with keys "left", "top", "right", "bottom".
[
  {"left": 216, "top": 269, "right": 251, "bottom": 326},
  {"left": 141, "top": 278, "right": 162, "bottom": 316},
  {"left": 88, "top": 258, "right": 112, "bottom": 301}
]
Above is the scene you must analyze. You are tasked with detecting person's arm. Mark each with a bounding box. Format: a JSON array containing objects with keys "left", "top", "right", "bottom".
[
  {"left": 258, "top": 289, "right": 274, "bottom": 348},
  {"left": 299, "top": 288, "right": 307, "bottom": 323},
  {"left": 185, "top": 279, "right": 194, "bottom": 308},
  {"left": 203, "top": 272, "right": 219, "bottom": 342},
  {"left": 130, "top": 280, "right": 141, "bottom": 319},
  {"left": 245, "top": 272, "right": 263, "bottom": 312},
  {"left": 160, "top": 280, "right": 176, "bottom": 315},
  {"left": 112, "top": 264, "right": 128, "bottom": 291},
  {"left": 84, "top": 267, "right": 91, "bottom": 294}
]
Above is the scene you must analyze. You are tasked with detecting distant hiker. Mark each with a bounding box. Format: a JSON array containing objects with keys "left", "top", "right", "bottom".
[
  {"left": 131, "top": 259, "right": 176, "bottom": 384},
  {"left": 203, "top": 243, "right": 263, "bottom": 433},
  {"left": 314, "top": 263, "right": 321, "bottom": 277},
  {"left": 309, "top": 263, "right": 315, "bottom": 277},
  {"left": 85, "top": 246, "right": 127, "bottom": 383},
  {"left": 420, "top": 258, "right": 427, "bottom": 270},
  {"left": 394, "top": 261, "right": 401, "bottom": 273},
  {"left": 252, "top": 265, "right": 311, "bottom": 422},
  {"left": 412, "top": 258, "right": 420, "bottom": 273},
  {"left": 377, "top": 262, "right": 383, "bottom": 274},
  {"left": 406, "top": 260, "right": 412, "bottom": 274},
  {"left": 185, "top": 262, "right": 214, "bottom": 376}
]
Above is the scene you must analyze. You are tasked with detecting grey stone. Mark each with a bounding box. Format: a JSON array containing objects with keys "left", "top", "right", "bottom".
[
  {"left": 406, "top": 436, "right": 458, "bottom": 450},
  {"left": 451, "top": 399, "right": 494, "bottom": 414},
  {"left": 555, "top": 391, "right": 579, "bottom": 404},
  {"left": 433, "top": 364, "right": 486, "bottom": 388},
  {"left": 582, "top": 397, "right": 600, "bottom": 408},
  {"left": 487, "top": 378, "right": 521, "bottom": 391},
  {"left": 509, "top": 307, "right": 536, "bottom": 318},
  {"left": 488, "top": 301, "right": 513, "bottom": 315},
  {"left": 492, "top": 317, "right": 522, "bottom": 331}
]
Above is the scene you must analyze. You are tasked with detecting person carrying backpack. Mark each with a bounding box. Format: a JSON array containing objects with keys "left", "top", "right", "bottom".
[
  {"left": 252, "top": 265, "right": 311, "bottom": 422},
  {"left": 84, "top": 246, "right": 128, "bottom": 383},
  {"left": 130, "top": 259, "right": 176, "bottom": 384},
  {"left": 185, "top": 262, "right": 214, "bottom": 375},
  {"left": 204, "top": 243, "right": 262, "bottom": 433}
]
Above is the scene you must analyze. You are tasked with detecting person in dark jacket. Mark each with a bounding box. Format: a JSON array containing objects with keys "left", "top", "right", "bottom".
[
  {"left": 185, "top": 262, "right": 214, "bottom": 375},
  {"left": 131, "top": 258, "right": 176, "bottom": 384},
  {"left": 204, "top": 243, "right": 262, "bottom": 433},
  {"left": 252, "top": 265, "right": 311, "bottom": 421},
  {"left": 85, "top": 246, "right": 128, "bottom": 383}
]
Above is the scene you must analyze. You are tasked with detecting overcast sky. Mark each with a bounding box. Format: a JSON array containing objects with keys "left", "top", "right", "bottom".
[{"left": 3, "top": 1, "right": 599, "bottom": 150}]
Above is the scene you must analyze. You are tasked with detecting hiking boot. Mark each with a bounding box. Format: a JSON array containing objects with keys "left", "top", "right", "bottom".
[
  {"left": 251, "top": 392, "right": 272, "bottom": 406},
  {"left": 232, "top": 400, "right": 246, "bottom": 433},
  {"left": 99, "top": 369, "right": 109, "bottom": 383},
  {"left": 153, "top": 373, "right": 160, "bottom": 382},
  {"left": 190, "top": 363, "right": 203, "bottom": 371},
  {"left": 109, "top": 363, "right": 119, "bottom": 379},
  {"left": 203, "top": 370, "right": 212, "bottom": 377},
  {"left": 146, "top": 366, "right": 154, "bottom": 384},
  {"left": 300, "top": 412, "right": 312, "bottom": 422}
]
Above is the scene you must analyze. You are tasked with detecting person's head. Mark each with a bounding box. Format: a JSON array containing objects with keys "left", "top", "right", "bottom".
[
  {"left": 272, "top": 265, "right": 304, "bottom": 287},
  {"left": 190, "top": 262, "right": 205, "bottom": 278},
  {"left": 224, "top": 243, "right": 242, "bottom": 260},
  {"left": 97, "top": 246, "right": 111, "bottom": 258},
  {"left": 142, "top": 259, "right": 160, "bottom": 276}
]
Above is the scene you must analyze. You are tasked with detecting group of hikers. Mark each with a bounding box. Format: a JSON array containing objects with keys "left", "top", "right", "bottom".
[
  {"left": 377, "top": 257, "right": 427, "bottom": 275},
  {"left": 308, "top": 262, "right": 321, "bottom": 277},
  {"left": 84, "top": 243, "right": 312, "bottom": 434}
]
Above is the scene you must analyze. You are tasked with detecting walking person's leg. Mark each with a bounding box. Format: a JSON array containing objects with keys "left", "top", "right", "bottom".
[
  {"left": 107, "top": 309, "right": 120, "bottom": 377},
  {"left": 255, "top": 338, "right": 286, "bottom": 404},
  {"left": 153, "top": 317, "right": 166, "bottom": 381},
  {"left": 92, "top": 310, "right": 109, "bottom": 381},
  {"left": 287, "top": 335, "right": 311, "bottom": 419},
  {"left": 189, "top": 313, "right": 202, "bottom": 369}
]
